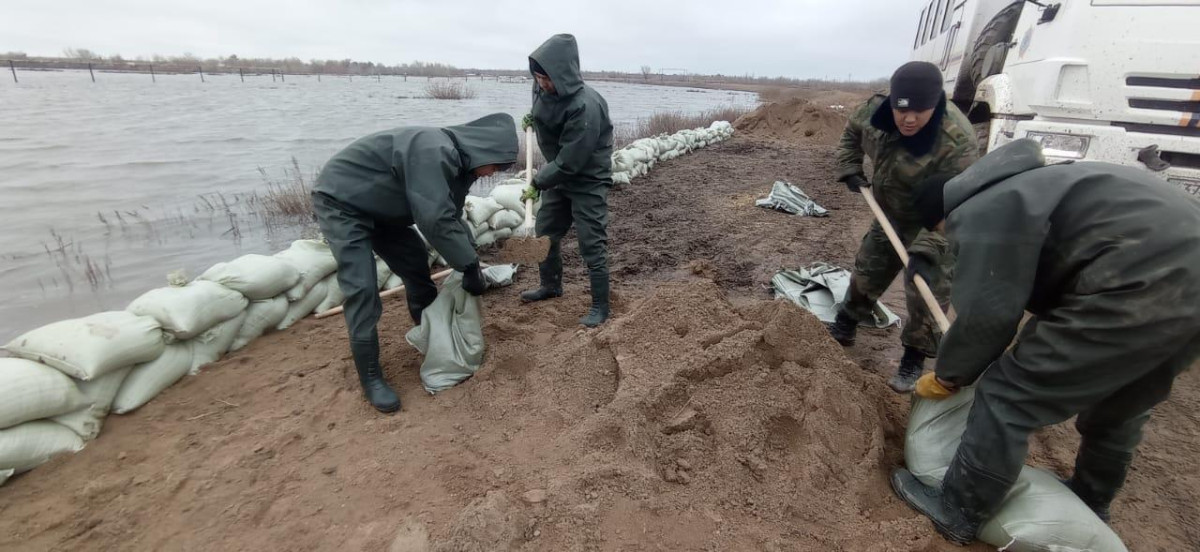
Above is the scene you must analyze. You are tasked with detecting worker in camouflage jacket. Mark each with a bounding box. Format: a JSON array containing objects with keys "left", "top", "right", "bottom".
[
  {"left": 829, "top": 61, "right": 979, "bottom": 393},
  {"left": 892, "top": 139, "right": 1200, "bottom": 545},
  {"left": 520, "top": 33, "right": 616, "bottom": 328},
  {"left": 312, "top": 113, "right": 518, "bottom": 413}
]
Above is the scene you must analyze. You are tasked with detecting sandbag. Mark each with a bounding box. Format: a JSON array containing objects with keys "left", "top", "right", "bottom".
[
  {"left": 4, "top": 311, "right": 166, "bottom": 380},
  {"left": 405, "top": 273, "right": 484, "bottom": 394},
  {"left": 274, "top": 239, "right": 337, "bottom": 301},
  {"left": 488, "top": 183, "right": 527, "bottom": 215},
  {"left": 482, "top": 264, "right": 518, "bottom": 288},
  {"left": 0, "top": 468, "right": 11, "bottom": 487},
  {"left": 0, "top": 358, "right": 91, "bottom": 430},
  {"left": 189, "top": 311, "right": 247, "bottom": 374},
  {"left": 487, "top": 209, "right": 523, "bottom": 231},
  {"left": 491, "top": 227, "right": 513, "bottom": 241},
  {"left": 476, "top": 231, "right": 499, "bottom": 248},
  {"left": 316, "top": 273, "right": 346, "bottom": 313},
  {"left": 50, "top": 367, "right": 132, "bottom": 441},
  {"left": 196, "top": 254, "right": 301, "bottom": 300},
  {"left": 384, "top": 273, "right": 405, "bottom": 291},
  {"left": 112, "top": 343, "right": 194, "bottom": 414},
  {"left": 376, "top": 258, "right": 393, "bottom": 291},
  {"left": 278, "top": 280, "right": 327, "bottom": 330},
  {"left": 127, "top": 280, "right": 247, "bottom": 340},
  {"left": 905, "top": 390, "right": 1129, "bottom": 552},
  {"left": 612, "top": 171, "right": 632, "bottom": 186},
  {"left": 0, "top": 420, "right": 85, "bottom": 474},
  {"left": 231, "top": 296, "right": 289, "bottom": 351},
  {"left": 464, "top": 196, "right": 504, "bottom": 227}
]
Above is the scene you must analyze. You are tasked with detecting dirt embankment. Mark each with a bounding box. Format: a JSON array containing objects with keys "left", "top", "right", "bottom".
[{"left": 0, "top": 100, "right": 1196, "bottom": 551}]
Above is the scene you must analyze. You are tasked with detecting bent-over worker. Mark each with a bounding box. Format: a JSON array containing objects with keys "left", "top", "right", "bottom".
[
  {"left": 312, "top": 113, "right": 518, "bottom": 413},
  {"left": 828, "top": 61, "right": 979, "bottom": 393},
  {"left": 892, "top": 139, "right": 1200, "bottom": 545},
  {"left": 520, "top": 33, "right": 616, "bottom": 327}
]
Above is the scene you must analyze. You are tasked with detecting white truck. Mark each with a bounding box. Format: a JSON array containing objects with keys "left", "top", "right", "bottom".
[{"left": 910, "top": 0, "right": 1200, "bottom": 196}]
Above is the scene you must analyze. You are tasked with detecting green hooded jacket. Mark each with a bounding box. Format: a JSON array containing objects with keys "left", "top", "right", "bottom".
[
  {"left": 935, "top": 139, "right": 1200, "bottom": 387},
  {"left": 529, "top": 34, "right": 614, "bottom": 190},
  {"left": 837, "top": 94, "right": 978, "bottom": 258},
  {"left": 313, "top": 113, "right": 518, "bottom": 270}
]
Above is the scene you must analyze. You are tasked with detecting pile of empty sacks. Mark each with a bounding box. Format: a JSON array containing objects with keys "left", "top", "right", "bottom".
[{"left": 0, "top": 120, "right": 736, "bottom": 488}]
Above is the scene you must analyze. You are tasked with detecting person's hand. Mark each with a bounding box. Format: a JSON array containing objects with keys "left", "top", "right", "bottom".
[
  {"left": 532, "top": 176, "right": 556, "bottom": 192},
  {"left": 842, "top": 174, "right": 870, "bottom": 194},
  {"left": 462, "top": 262, "right": 487, "bottom": 296},
  {"left": 915, "top": 373, "right": 958, "bottom": 400},
  {"left": 905, "top": 253, "right": 937, "bottom": 286},
  {"left": 521, "top": 113, "right": 535, "bottom": 131}
]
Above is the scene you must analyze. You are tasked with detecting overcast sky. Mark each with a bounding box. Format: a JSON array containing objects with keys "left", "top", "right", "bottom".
[{"left": 2, "top": 0, "right": 923, "bottom": 80}]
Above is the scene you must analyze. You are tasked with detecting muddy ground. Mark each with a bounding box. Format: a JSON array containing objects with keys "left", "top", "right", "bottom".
[{"left": 1, "top": 123, "right": 1197, "bottom": 551}]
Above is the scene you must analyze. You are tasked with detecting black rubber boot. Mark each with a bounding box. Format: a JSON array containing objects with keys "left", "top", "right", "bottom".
[
  {"left": 580, "top": 272, "right": 610, "bottom": 328},
  {"left": 892, "top": 456, "right": 1012, "bottom": 546},
  {"left": 349, "top": 341, "right": 401, "bottom": 413},
  {"left": 1065, "top": 443, "right": 1132, "bottom": 524},
  {"left": 406, "top": 288, "right": 437, "bottom": 325},
  {"left": 826, "top": 311, "right": 858, "bottom": 346},
  {"left": 520, "top": 251, "right": 563, "bottom": 303},
  {"left": 889, "top": 347, "right": 927, "bottom": 394}
]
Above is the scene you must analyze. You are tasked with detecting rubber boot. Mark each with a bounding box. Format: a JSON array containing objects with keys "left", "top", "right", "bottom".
[
  {"left": 888, "top": 347, "right": 926, "bottom": 394},
  {"left": 406, "top": 288, "right": 437, "bottom": 325},
  {"left": 1065, "top": 443, "right": 1132, "bottom": 524},
  {"left": 580, "top": 272, "right": 610, "bottom": 328},
  {"left": 826, "top": 311, "right": 858, "bottom": 346},
  {"left": 520, "top": 250, "right": 563, "bottom": 303},
  {"left": 891, "top": 456, "right": 1011, "bottom": 546},
  {"left": 349, "top": 340, "right": 401, "bottom": 413}
]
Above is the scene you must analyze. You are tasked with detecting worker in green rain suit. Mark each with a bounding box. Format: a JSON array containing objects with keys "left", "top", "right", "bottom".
[
  {"left": 312, "top": 113, "right": 518, "bottom": 413},
  {"left": 520, "top": 33, "right": 616, "bottom": 328}
]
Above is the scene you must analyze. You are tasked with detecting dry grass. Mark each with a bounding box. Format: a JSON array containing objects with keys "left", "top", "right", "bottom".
[
  {"left": 423, "top": 80, "right": 477, "bottom": 100},
  {"left": 256, "top": 157, "right": 315, "bottom": 219},
  {"left": 613, "top": 105, "right": 753, "bottom": 147}
]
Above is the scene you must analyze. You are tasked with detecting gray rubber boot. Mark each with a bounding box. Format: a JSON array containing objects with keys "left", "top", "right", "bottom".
[
  {"left": 888, "top": 347, "right": 927, "bottom": 394},
  {"left": 349, "top": 340, "right": 401, "bottom": 414},
  {"left": 891, "top": 456, "right": 1011, "bottom": 546},
  {"left": 520, "top": 248, "right": 563, "bottom": 303},
  {"left": 579, "top": 272, "right": 610, "bottom": 328}
]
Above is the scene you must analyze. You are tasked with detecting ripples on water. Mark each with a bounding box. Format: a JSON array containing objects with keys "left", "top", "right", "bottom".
[{"left": 0, "top": 70, "right": 757, "bottom": 341}]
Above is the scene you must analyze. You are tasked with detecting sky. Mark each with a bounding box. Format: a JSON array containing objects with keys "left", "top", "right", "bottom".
[{"left": 1, "top": 0, "right": 924, "bottom": 80}]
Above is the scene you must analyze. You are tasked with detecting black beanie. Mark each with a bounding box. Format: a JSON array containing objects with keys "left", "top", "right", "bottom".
[
  {"left": 913, "top": 173, "right": 956, "bottom": 230},
  {"left": 890, "top": 62, "right": 943, "bottom": 111},
  {"left": 529, "top": 58, "right": 548, "bottom": 77}
]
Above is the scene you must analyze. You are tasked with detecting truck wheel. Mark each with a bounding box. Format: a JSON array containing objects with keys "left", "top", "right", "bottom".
[{"left": 952, "top": 1, "right": 1024, "bottom": 105}]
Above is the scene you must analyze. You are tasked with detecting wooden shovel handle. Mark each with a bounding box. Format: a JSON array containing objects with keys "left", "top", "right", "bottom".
[{"left": 313, "top": 268, "right": 456, "bottom": 319}]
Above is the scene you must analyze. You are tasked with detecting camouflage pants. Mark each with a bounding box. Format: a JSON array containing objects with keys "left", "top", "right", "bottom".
[{"left": 840, "top": 221, "right": 953, "bottom": 357}]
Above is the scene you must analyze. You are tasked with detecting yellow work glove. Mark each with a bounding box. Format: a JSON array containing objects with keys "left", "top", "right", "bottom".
[{"left": 915, "top": 373, "right": 956, "bottom": 400}]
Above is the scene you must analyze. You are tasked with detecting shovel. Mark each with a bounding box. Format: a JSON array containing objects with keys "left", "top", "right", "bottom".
[
  {"left": 860, "top": 187, "right": 951, "bottom": 333},
  {"left": 496, "top": 126, "right": 551, "bottom": 265}
]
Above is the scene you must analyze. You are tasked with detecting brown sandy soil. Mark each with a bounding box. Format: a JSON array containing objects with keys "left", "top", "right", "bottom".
[{"left": 1, "top": 119, "right": 1196, "bottom": 551}]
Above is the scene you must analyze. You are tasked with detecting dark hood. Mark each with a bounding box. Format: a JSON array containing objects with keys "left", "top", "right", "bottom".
[
  {"left": 530, "top": 34, "right": 584, "bottom": 97},
  {"left": 442, "top": 113, "right": 519, "bottom": 171},
  {"left": 944, "top": 138, "right": 1046, "bottom": 214}
]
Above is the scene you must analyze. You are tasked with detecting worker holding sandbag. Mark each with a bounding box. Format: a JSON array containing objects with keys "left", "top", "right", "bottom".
[
  {"left": 827, "top": 61, "right": 979, "bottom": 393},
  {"left": 312, "top": 113, "right": 518, "bottom": 413},
  {"left": 520, "top": 34, "right": 616, "bottom": 328},
  {"left": 891, "top": 139, "right": 1200, "bottom": 545}
]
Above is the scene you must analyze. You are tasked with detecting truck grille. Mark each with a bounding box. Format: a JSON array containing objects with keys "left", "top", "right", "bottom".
[{"left": 1125, "top": 75, "right": 1200, "bottom": 127}]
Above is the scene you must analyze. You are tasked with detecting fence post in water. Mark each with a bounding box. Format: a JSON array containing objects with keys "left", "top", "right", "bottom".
[
  {"left": 88, "top": 62, "right": 95, "bottom": 82},
  {"left": 404, "top": 74, "right": 407, "bottom": 82},
  {"left": 239, "top": 68, "right": 244, "bottom": 82},
  {"left": 198, "top": 66, "right": 204, "bottom": 82},
  {"left": 9, "top": 60, "right": 16, "bottom": 83},
  {"left": 281, "top": 72, "right": 285, "bottom": 82},
  {"left": 272, "top": 69, "right": 276, "bottom": 82},
  {"left": 149, "top": 63, "right": 155, "bottom": 83},
  {"left": 317, "top": 72, "right": 321, "bottom": 82}
]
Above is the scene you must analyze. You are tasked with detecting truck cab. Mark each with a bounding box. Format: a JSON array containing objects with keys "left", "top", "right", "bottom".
[{"left": 911, "top": 0, "right": 1200, "bottom": 196}]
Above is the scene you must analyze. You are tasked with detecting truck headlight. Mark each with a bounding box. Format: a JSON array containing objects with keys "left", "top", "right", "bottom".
[{"left": 1026, "top": 132, "right": 1091, "bottom": 159}]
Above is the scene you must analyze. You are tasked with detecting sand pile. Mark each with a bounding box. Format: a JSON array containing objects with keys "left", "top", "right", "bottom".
[
  {"left": 736, "top": 98, "right": 850, "bottom": 145},
  {"left": 426, "top": 281, "right": 955, "bottom": 551}
]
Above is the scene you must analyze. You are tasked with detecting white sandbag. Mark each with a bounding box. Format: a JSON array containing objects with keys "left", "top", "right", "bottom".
[
  {"left": 4, "top": 311, "right": 166, "bottom": 380},
  {"left": 384, "top": 273, "right": 405, "bottom": 291},
  {"left": 278, "top": 280, "right": 327, "bottom": 331},
  {"left": 112, "top": 343, "right": 194, "bottom": 414},
  {"left": 471, "top": 221, "right": 490, "bottom": 239},
  {"left": 464, "top": 196, "right": 504, "bottom": 227},
  {"left": 316, "top": 274, "right": 345, "bottom": 313},
  {"left": 491, "top": 227, "right": 513, "bottom": 241},
  {"left": 274, "top": 239, "right": 337, "bottom": 301},
  {"left": 231, "top": 296, "right": 289, "bottom": 351},
  {"left": 476, "top": 231, "right": 498, "bottom": 248},
  {"left": 0, "top": 358, "right": 91, "bottom": 430},
  {"left": 612, "top": 171, "right": 632, "bottom": 186},
  {"left": 189, "top": 311, "right": 247, "bottom": 374},
  {"left": 611, "top": 150, "right": 638, "bottom": 173},
  {"left": 487, "top": 209, "right": 524, "bottom": 231},
  {"left": 906, "top": 390, "right": 1128, "bottom": 552},
  {"left": 488, "top": 184, "right": 527, "bottom": 216},
  {"left": 127, "top": 281, "right": 247, "bottom": 340},
  {"left": 0, "top": 468, "right": 11, "bottom": 487},
  {"left": 376, "top": 258, "right": 393, "bottom": 291},
  {"left": 406, "top": 273, "right": 484, "bottom": 394},
  {"left": 0, "top": 420, "right": 85, "bottom": 473},
  {"left": 482, "top": 264, "right": 518, "bottom": 288},
  {"left": 50, "top": 367, "right": 132, "bottom": 441},
  {"left": 196, "top": 254, "right": 301, "bottom": 300}
]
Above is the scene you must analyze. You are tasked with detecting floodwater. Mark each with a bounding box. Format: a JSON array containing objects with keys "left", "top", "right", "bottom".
[{"left": 0, "top": 70, "right": 757, "bottom": 342}]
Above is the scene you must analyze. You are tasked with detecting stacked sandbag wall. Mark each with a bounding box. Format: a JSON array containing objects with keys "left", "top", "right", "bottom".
[{"left": 0, "top": 120, "right": 736, "bottom": 486}]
